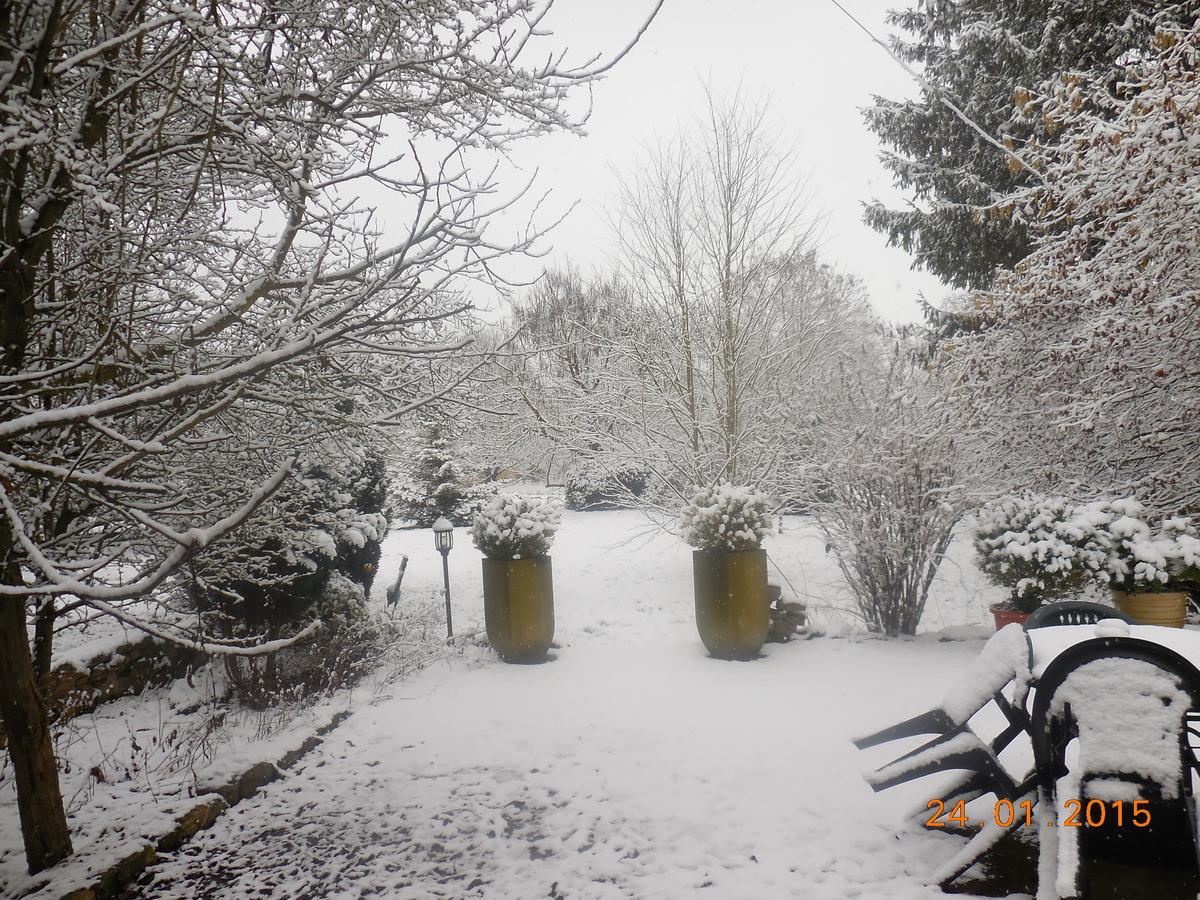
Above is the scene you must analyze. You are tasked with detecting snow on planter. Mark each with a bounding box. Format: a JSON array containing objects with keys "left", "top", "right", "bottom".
[
  {"left": 473, "top": 495, "right": 559, "bottom": 662},
  {"left": 681, "top": 484, "right": 772, "bottom": 659}
]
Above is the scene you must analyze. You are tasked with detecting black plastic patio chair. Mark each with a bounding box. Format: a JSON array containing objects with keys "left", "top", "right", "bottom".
[
  {"left": 855, "top": 628, "right": 1037, "bottom": 839},
  {"left": 1024, "top": 601, "right": 1137, "bottom": 630},
  {"left": 1030, "top": 637, "right": 1200, "bottom": 899},
  {"left": 853, "top": 626, "right": 1034, "bottom": 755},
  {"left": 855, "top": 669, "right": 1042, "bottom": 890}
]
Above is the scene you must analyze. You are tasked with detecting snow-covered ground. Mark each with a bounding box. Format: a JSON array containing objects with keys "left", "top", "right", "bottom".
[
  {"left": 374, "top": 508, "right": 1002, "bottom": 643},
  {"left": 127, "top": 511, "right": 1010, "bottom": 898},
  {"left": 0, "top": 649, "right": 369, "bottom": 899}
]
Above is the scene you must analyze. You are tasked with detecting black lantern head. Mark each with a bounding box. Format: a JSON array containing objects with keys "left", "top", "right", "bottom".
[{"left": 432, "top": 517, "right": 454, "bottom": 553}]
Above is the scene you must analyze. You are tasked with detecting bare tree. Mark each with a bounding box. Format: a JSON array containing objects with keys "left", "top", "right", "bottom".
[
  {"left": 0, "top": 0, "right": 661, "bottom": 873},
  {"left": 580, "top": 92, "right": 872, "bottom": 507},
  {"left": 502, "top": 264, "right": 632, "bottom": 480},
  {"left": 501, "top": 95, "right": 873, "bottom": 512}
]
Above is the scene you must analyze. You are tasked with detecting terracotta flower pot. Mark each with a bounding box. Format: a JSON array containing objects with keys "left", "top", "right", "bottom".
[
  {"left": 481, "top": 557, "right": 555, "bottom": 662},
  {"left": 692, "top": 548, "right": 769, "bottom": 660},
  {"left": 1113, "top": 589, "right": 1188, "bottom": 629},
  {"left": 990, "top": 605, "right": 1032, "bottom": 630}
]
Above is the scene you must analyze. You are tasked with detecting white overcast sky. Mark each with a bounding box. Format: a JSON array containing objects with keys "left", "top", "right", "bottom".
[{"left": 473, "top": 0, "right": 951, "bottom": 323}]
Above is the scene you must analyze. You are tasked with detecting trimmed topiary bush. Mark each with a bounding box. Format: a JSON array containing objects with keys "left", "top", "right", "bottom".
[
  {"left": 679, "top": 483, "right": 772, "bottom": 552},
  {"left": 973, "top": 494, "right": 1102, "bottom": 614},
  {"left": 471, "top": 494, "right": 562, "bottom": 560}
]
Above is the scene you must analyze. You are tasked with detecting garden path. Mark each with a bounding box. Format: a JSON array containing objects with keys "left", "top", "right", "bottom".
[{"left": 136, "top": 511, "right": 998, "bottom": 899}]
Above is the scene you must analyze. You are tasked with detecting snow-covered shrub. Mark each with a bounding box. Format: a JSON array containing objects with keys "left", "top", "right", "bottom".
[
  {"left": 1084, "top": 499, "right": 1200, "bottom": 593},
  {"left": 471, "top": 495, "right": 563, "bottom": 560},
  {"left": 564, "top": 456, "right": 650, "bottom": 510},
  {"left": 391, "top": 423, "right": 496, "bottom": 526},
  {"left": 974, "top": 495, "right": 1104, "bottom": 613},
  {"left": 807, "top": 350, "right": 969, "bottom": 637},
  {"left": 185, "top": 449, "right": 390, "bottom": 637},
  {"left": 679, "top": 484, "right": 772, "bottom": 552},
  {"left": 227, "top": 572, "right": 387, "bottom": 707}
]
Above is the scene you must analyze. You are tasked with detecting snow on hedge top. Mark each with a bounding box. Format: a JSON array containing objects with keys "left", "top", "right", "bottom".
[
  {"left": 471, "top": 494, "right": 562, "bottom": 560},
  {"left": 679, "top": 483, "right": 772, "bottom": 552}
]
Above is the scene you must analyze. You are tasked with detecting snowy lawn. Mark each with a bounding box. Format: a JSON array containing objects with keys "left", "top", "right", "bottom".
[{"left": 130, "top": 511, "right": 1011, "bottom": 898}]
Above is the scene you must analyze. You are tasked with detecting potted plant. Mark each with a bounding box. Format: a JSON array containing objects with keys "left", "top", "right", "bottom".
[
  {"left": 974, "top": 495, "right": 1102, "bottom": 629},
  {"left": 680, "top": 483, "right": 772, "bottom": 659},
  {"left": 1091, "top": 498, "right": 1200, "bottom": 628},
  {"left": 471, "top": 494, "right": 562, "bottom": 662}
]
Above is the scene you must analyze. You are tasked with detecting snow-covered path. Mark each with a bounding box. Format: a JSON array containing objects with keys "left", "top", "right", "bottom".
[{"left": 139, "top": 512, "right": 999, "bottom": 898}]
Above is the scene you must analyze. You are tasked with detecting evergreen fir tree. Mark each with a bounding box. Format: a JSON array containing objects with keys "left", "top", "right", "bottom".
[
  {"left": 393, "top": 423, "right": 494, "bottom": 527},
  {"left": 864, "top": 1, "right": 1200, "bottom": 290}
]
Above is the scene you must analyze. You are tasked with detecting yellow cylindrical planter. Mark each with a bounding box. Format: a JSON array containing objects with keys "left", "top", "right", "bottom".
[
  {"left": 1113, "top": 590, "right": 1188, "bottom": 629},
  {"left": 482, "top": 557, "right": 555, "bottom": 662},
  {"left": 692, "top": 548, "right": 769, "bottom": 660}
]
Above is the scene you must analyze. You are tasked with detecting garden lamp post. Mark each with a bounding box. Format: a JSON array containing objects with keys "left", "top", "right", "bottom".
[{"left": 432, "top": 517, "right": 454, "bottom": 638}]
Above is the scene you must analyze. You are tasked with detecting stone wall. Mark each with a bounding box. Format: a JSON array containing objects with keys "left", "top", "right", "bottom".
[{"left": 0, "top": 638, "right": 205, "bottom": 749}]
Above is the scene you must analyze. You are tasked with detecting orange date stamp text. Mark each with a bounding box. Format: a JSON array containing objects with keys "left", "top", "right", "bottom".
[{"left": 925, "top": 798, "right": 1151, "bottom": 830}]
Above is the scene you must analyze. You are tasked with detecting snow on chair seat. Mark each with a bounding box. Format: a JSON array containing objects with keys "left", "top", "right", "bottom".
[{"left": 1030, "top": 637, "right": 1200, "bottom": 899}]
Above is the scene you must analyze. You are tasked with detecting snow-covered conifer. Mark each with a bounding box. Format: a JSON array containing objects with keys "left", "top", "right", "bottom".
[
  {"left": 392, "top": 424, "right": 495, "bottom": 527},
  {"left": 865, "top": 0, "right": 1200, "bottom": 289}
]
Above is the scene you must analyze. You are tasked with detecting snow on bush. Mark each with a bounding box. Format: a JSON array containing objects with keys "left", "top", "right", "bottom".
[
  {"left": 678, "top": 483, "right": 772, "bottom": 552},
  {"left": 564, "top": 456, "right": 649, "bottom": 510},
  {"left": 471, "top": 495, "right": 563, "bottom": 560},
  {"left": 187, "top": 450, "right": 390, "bottom": 639},
  {"left": 1084, "top": 498, "right": 1200, "bottom": 593},
  {"left": 973, "top": 495, "right": 1104, "bottom": 612},
  {"left": 977, "top": 495, "right": 1200, "bottom": 599}
]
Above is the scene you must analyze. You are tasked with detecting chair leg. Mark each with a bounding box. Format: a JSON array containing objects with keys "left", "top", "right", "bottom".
[
  {"left": 1034, "top": 787, "right": 1061, "bottom": 900},
  {"left": 1052, "top": 775, "right": 1084, "bottom": 900},
  {"left": 853, "top": 707, "right": 956, "bottom": 750},
  {"left": 934, "top": 787, "right": 1039, "bottom": 889},
  {"left": 868, "top": 733, "right": 1014, "bottom": 795}
]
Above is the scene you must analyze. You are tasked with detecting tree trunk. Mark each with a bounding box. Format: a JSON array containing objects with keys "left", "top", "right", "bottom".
[
  {"left": 32, "top": 597, "right": 55, "bottom": 697},
  {"left": 0, "top": 581, "right": 73, "bottom": 872},
  {"left": 0, "top": 148, "right": 73, "bottom": 871}
]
